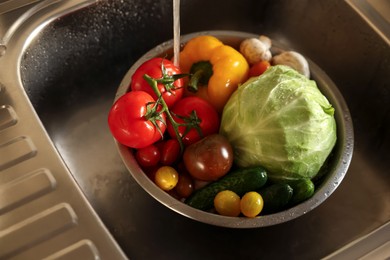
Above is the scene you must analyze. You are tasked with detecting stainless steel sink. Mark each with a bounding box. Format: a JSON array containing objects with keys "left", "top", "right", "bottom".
[{"left": 1, "top": 0, "right": 389, "bottom": 259}]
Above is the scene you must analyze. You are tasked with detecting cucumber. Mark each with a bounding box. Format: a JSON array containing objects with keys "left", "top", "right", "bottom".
[
  {"left": 185, "top": 166, "right": 268, "bottom": 210},
  {"left": 287, "top": 178, "right": 315, "bottom": 205},
  {"left": 258, "top": 183, "right": 293, "bottom": 214}
]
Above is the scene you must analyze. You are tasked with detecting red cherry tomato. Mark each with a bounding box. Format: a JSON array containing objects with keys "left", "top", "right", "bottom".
[
  {"left": 131, "top": 57, "right": 184, "bottom": 108},
  {"left": 135, "top": 144, "right": 161, "bottom": 167},
  {"left": 144, "top": 166, "right": 158, "bottom": 181},
  {"left": 157, "top": 139, "right": 181, "bottom": 166},
  {"left": 175, "top": 173, "right": 194, "bottom": 198},
  {"left": 108, "top": 91, "right": 166, "bottom": 148},
  {"left": 167, "top": 97, "right": 220, "bottom": 146},
  {"left": 248, "top": 60, "right": 271, "bottom": 77}
]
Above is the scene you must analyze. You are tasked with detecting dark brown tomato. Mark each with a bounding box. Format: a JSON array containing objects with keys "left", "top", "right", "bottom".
[{"left": 183, "top": 134, "right": 233, "bottom": 181}]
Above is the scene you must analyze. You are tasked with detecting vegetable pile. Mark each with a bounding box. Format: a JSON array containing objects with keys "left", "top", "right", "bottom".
[{"left": 108, "top": 34, "right": 337, "bottom": 218}]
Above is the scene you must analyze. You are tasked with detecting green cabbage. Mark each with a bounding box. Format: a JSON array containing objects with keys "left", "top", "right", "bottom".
[{"left": 220, "top": 65, "right": 337, "bottom": 181}]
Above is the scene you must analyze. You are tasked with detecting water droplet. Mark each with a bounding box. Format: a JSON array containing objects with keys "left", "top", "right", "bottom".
[{"left": 0, "top": 45, "right": 6, "bottom": 56}]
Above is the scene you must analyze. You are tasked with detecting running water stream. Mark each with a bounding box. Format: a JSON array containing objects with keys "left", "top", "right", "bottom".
[{"left": 173, "top": 0, "right": 180, "bottom": 66}]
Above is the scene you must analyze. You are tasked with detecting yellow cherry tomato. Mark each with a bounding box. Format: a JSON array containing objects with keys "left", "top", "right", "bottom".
[
  {"left": 154, "top": 166, "right": 179, "bottom": 191},
  {"left": 214, "top": 190, "right": 241, "bottom": 217},
  {"left": 240, "top": 191, "right": 264, "bottom": 218}
]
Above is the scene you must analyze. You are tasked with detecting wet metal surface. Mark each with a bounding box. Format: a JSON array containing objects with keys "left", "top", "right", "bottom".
[{"left": 16, "top": 0, "right": 390, "bottom": 258}]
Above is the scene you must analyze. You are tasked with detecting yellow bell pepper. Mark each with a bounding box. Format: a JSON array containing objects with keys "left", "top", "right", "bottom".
[{"left": 179, "top": 35, "right": 249, "bottom": 112}]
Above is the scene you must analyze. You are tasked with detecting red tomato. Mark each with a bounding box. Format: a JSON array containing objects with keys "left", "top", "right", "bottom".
[
  {"left": 108, "top": 91, "right": 166, "bottom": 148},
  {"left": 167, "top": 97, "right": 220, "bottom": 146},
  {"left": 135, "top": 144, "right": 161, "bottom": 167},
  {"left": 157, "top": 139, "right": 181, "bottom": 166},
  {"left": 131, "top": 57, "right": 184, "bottom": 108},
  {"left": 248, "top": 60, "right": 271, "bottom": 77}
]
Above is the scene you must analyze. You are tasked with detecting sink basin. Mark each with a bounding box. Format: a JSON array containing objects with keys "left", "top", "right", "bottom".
[{"left": 1, "top": 0, "right": 389, "bottom": 258}]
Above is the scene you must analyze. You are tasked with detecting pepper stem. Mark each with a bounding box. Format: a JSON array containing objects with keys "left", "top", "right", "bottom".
[{"left": 187, "top": 61, "right": 213, "bottom": 93}]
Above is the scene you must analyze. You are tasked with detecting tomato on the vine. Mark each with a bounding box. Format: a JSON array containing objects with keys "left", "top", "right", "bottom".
[
  {"left": 131, "top": 57, "right": 184, "bottom": 108},
  {"left": 167, "top": 96, "right": 220, "bottom": 146},
  {"left": 108, "top": 91, "right": 166, "bottom": 149}
]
